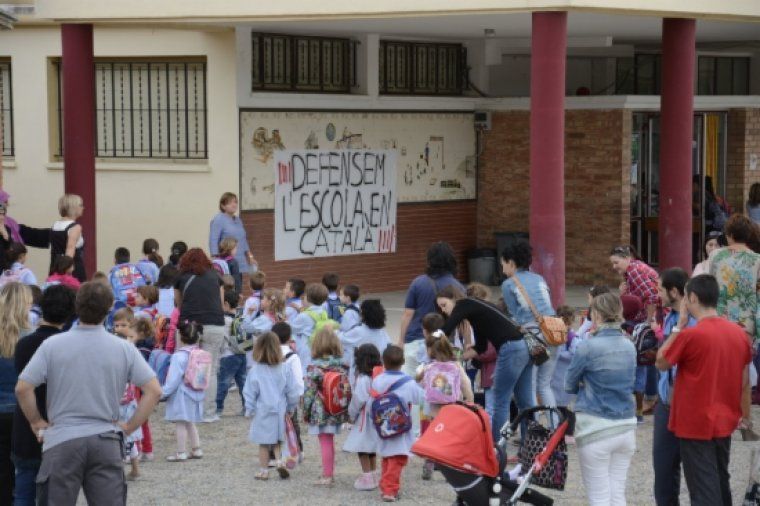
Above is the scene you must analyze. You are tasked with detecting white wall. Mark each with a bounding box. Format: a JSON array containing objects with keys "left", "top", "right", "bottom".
[{"left": 1, "top": 25, "right": 238, "bottom": 278}]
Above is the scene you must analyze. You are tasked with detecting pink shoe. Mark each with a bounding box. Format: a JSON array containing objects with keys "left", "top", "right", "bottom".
[{"left": 354, "top": 473, "right": 377, "bottom": 491}]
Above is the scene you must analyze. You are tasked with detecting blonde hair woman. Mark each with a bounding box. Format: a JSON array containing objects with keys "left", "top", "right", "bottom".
[
  {"left": 49, "top": 194, "right": 86, "bottom": 282},
  {"left": 0, "top": 282, "right": 32, "bottom": 502},
  {"left": 565, "top": 293, "right": 637, "bottom": 506}
]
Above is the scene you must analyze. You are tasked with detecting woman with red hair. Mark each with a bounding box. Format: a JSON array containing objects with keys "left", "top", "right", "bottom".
[{"left": 174, "top": 247, "right": 226, "bottom": 422}]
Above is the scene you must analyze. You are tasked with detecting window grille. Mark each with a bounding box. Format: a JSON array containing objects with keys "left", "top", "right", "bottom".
[
  {"left": 0, "top": 61, "right": 13, "bottom": 157},
  {"left": 251, "top": 33, "right": 357, "bottom": 93},
  {"left": 55, "top": 60, "right": 207, "bottom": 159},
  {"left": 379, "top": 41, "right": 466, "bottom": 96},
  {"left": 698, "top": 56, "right": 750, "bottom": 95}
]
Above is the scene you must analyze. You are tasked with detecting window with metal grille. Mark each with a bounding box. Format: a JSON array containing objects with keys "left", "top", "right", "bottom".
[
  {"left": 251, "top": 33, "right": 357, "bottom": 93},
  {"left": 379, "top": 41, "right": 466, "bottom": 96},
  {"left": 698, "top": 56, "right": 750, "bottom": 95},
  {"left": 55, "top": 59, "right": 207, "bottom": 159},
  {"left": 0, "top": 60, "right": 13, "bottom": 157}
]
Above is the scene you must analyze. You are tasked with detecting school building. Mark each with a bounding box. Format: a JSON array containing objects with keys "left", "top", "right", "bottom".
[{"left": 1, "top": 1, "right": 759, "bottom": 301}]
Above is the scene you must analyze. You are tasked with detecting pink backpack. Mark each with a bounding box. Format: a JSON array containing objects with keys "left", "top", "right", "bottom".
[
  {"left": 183, "top": 346, "right": 213, "bottom": 391},
  {"left": 422, "top": 361, "right": 461, "bottom": 404}
]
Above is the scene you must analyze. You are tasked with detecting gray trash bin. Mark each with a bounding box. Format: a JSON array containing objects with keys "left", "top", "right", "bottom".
[{"left": 468, "top": 248, "right": 497, "bottom": 285}]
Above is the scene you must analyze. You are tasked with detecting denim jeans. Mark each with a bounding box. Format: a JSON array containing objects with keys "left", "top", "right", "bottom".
[
  {"left": 484, "top": 388, "right": 494, "bottom": 421},
  {"left": 215, "top": 354, "right": 246, "bottom": 413},
  {"left": 535, "top": 345, "right": 559, "bottom": 407},
  {"left": 12, "top": 455, "right": 40, "bottom": 506},
  {"left": 491, "top": 339, "right": 534, "bottom": 443}
]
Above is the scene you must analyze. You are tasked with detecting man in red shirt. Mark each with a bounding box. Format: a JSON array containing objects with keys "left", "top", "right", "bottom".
[{"left": 656, "top": 274, "right": 751, "bottom": 506}]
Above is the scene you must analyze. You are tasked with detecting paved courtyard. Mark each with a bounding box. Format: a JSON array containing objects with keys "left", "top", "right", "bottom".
[{"left": 122, "top": 287, "right": 758, "bottom": 505}]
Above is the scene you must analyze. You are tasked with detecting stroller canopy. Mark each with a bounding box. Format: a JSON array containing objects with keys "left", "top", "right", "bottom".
[{"left": 412, "top": 402, "right": 500, "bottom": 478}]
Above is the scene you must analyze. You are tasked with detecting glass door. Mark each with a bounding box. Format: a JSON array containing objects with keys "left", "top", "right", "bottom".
[{"left": 630, "top": 112, "right": 727, "bottom": 267}]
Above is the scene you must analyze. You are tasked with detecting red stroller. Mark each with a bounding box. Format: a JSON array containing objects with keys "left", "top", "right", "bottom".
[{"left": 412, "top": 403, "right": 572, "bottom": 505}]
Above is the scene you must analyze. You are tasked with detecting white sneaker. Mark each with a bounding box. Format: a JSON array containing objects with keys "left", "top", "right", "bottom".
[{"left": 203, "top": 414, "right": 220, "bottom": 423}]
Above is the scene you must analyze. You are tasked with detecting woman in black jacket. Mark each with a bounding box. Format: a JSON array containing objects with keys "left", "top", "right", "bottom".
[{"left": 437, "top": 286, "right": 534, "bottom": 441}]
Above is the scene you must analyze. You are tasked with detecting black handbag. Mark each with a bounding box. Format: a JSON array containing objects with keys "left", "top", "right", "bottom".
[
  {"left": 522, "top": 324, "right": 550, "bottom": 366},
  {"left": 518, "top": 418, "right": 568, "bottom": 490}
]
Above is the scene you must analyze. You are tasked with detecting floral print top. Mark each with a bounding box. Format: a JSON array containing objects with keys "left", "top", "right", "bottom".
[
  {"left": 709, "top": 247, "right": 760, "bottom": 341},
  {"left": 303, "top": 356, "right": 350, "bottom": 426}
]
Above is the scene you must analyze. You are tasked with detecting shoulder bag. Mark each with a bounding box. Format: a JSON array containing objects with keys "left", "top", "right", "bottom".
[
  {"left": 467, "top": 296, "right": 549, "bottom": 366},
  {"left": 511, "top": 276, "right": 568, "bottom": 346}
]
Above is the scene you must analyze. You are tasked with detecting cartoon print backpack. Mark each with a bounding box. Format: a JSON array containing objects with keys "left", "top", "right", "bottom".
[
  {"left": 371, "top": 376, "right": 413, "bottom": 439},
  {"left": 183, "top": 346, "right": 213, "bottom": 391},
  {"left": 632, "top": 322, "right": 659, "bottom": 366},
  {"left": 304, "top": 309, "right": 339, "bottom": 345},
  {"left": 422, "top": 361, "right": 462, "bottom": 404},
  {"left": 212, "top": 257, "right": 231, "bottom": 276},
  {"left": 109, "top": 263, "right": 148, "bottom": 306},
  {"left": 319, "top": 368, "right": 352, "bottom": 416}
]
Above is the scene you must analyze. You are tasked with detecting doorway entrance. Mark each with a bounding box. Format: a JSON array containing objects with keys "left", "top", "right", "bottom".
[{"left": 630, "top": 111, "right": 727, "bottom": 267}]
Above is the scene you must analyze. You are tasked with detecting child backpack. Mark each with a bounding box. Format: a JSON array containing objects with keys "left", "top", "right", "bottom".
[
  {"left": 371, "top": 376, "right": 413, "bottom": 439},
  {"left": 319, "top": 368, "right": 352, "bottom": 416},
  {"left": 304, "top": 309, "right": 339, "bottom": 345},
  {"left": 148, "top": 348, "right": 172, "bottom": 386},
  {"left": 422, "top": 361, "right": 462, "bottom": 404},
  {"left": 632, "top": 322, "right": 659, "bottom": 366},
  {"left": 183, "top": 346, "right": 213, "bottom": 391},
  {"left": 109, "top": 263, "right": 148, "bottom": 306},
  {"left": 325, "top": 297, "right": 344, "bottom": 322},
  {"left": 212, "top": 257, "right": 231, "bottom": 276},
  {"left": 227, "top": 307, "right": 254, "bottom": 354}
]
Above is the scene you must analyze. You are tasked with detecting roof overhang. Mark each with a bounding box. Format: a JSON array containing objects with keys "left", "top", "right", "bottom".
[{"left": 30, "top": 0, "right": 760, "bottom": 24}]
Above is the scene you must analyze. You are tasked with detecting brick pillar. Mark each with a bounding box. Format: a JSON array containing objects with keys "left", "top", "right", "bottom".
[
  {"left": 61, "top": 24, "right": 96, "bottom": 277},
  {"left": 530, "top": 11, "right": 567, "bottom": 305},
  {"left": 659, "top": 18, "right": 695, "bottom": 272}
]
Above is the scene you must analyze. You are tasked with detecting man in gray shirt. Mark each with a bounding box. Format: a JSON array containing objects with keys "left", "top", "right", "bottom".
[{"left": 16, "top": 281, "right": 161, "bottom": 506}]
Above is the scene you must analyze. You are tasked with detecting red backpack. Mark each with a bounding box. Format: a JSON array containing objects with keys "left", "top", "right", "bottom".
[{"left": 319, "top": 369, "right": 352, "bottom": 416}]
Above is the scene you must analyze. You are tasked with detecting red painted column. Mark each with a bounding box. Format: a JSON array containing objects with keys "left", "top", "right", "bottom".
[
  {"left": 61, "top": 24, "right": 96, "bottom": 277},
  {"left": 530, "top": 12, "right": 567, "bottom": 306},
  {"left": 659, "top": 18, "right": 695, "bottom": 272}
]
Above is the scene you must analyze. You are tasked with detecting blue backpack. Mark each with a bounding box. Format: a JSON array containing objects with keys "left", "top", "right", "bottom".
[
  {"left": 326, "top": 297, "right": 344, "bottom": 323},
  {"left": 371, "top": 376, "right": 413, "bottom": 439},
  {"left": 109, "top": 263, "right": 148, "bottom": 306}
]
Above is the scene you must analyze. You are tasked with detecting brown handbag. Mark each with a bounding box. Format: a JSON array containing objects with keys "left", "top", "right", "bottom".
[{"left": 511, "top": 276, "right": 568, "bottom": 346}]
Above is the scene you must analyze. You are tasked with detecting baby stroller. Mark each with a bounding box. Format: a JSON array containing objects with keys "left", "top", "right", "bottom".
[{"left": 412, "top": 403, "right": 572, "bottom": 505}]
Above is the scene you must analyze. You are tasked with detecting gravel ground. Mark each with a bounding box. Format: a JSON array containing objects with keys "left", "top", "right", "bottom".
[{"left": 122, "top": 403, "right": 760, "bottom": 505}]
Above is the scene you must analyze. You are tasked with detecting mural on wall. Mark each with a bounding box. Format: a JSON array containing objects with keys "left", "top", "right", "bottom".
[{"left": 240, "top": 111, "right": 476, "bottom": 210}]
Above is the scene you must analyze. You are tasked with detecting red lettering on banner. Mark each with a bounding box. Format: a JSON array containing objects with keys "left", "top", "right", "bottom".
[{"left": 278, "top": 162, "right": 292, "bottom": 184}]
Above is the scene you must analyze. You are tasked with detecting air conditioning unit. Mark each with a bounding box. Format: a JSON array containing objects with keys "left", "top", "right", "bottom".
[{"left": 474, "top": 111, "right": 491, "bottom": 131}]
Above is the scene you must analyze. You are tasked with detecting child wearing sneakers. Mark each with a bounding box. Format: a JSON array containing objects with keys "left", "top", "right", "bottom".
[
  {"left": 344, "top": 343, "right": 383, "bottom": 491},
  {"left": 244, "top": 331, "right": 301, "bottom": 481},
  {"left": 216, "top": 289, "right": 247, "bottom": 417},
  {"left": 272, "top": 322, "right": 305, "bottom": 462},
  {"left": 372, "top": 345, "right": 425, "bottom": 502},
  {"left": 162, "top": 321, "right": 206, "bottom": 462},
  {"left": 303, "top": 329, "right": 350, "bottom": 486}
]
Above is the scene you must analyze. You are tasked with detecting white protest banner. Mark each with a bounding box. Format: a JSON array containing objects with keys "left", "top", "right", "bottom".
[{"left": 274, "top": 149, "right": 398, "bottom": 261}]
